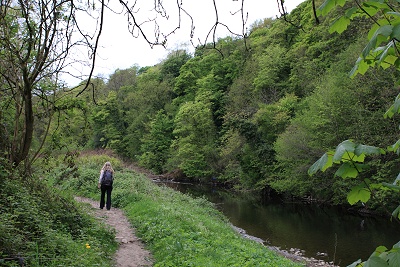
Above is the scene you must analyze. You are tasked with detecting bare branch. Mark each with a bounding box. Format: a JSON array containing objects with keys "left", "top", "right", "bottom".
[
  {"left": 277, "top": 0, "right": 305, "bottom": 30},
  {"left": 76, "top": 0, "right": 105, "bottom": 97}
]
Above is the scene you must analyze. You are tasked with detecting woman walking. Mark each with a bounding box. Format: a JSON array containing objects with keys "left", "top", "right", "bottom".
[{"left": 98, "top": 161, "right": 114, "bottom": 210}]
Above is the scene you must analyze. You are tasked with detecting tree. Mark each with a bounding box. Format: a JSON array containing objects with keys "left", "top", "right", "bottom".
[
  {"left": 118, "top": 64, "right": 174, "bottom": 159},
  {"left": 0, "top": 0, "right": 107, "bottom": 171},
  {"left": 168, "top": 96, "right": 217, "bottom": 179},
  {"left": 160, "top": 50, "right": 192, "bottom": 80},
  {"left": 107, "top": 67, "right": 139, "bottom": 94},
  {"left": 139, "top": 110, "right": 173, "bottom": 174},
  {"left": 90, "top": 91, "right": 125, "bottom": 150}
]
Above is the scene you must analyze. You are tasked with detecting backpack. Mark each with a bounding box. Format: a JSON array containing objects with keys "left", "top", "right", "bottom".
[{"left": 101, "top": 170, "right": 113, "bottom": 186}]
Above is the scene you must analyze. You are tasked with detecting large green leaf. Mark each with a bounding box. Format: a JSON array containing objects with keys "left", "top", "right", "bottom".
[
  {"left": 347, "top": 185, "right": 371, "bottom": 205},
  {"left": 335, "top": 162, "right": 368, "bottom": 178},
  {"left": 383, "top": 54, "right": 398, "bottom": 68},
  {"left": 333, "top": 140, "right": 356, "bottom": 162},
  {"left": 376, "top": 42, "right": 396, "bottom": 68},
  {"left": 318, "top": 0, "right": 337, "bottom": 16},
  {"left": 308, "top": 152, "right": 334, "bottom": 175},
  {"left": 391, "top": 23, "right": 400, "bottom": 39},
  {"left": 335, "top": 162, "right": 358, "bottom": 178},
  {"left": 342, "top": 152, "right": 365, "bottom": 162},
  {"left": 347, "top": 259, "right": 362, "bottom": 267},
  {"left": 361, "top": 5, "right": 381, "bottom": 17},
  {"left": 384, "top": 94, "right": 400, "bottom": 119},
  {"left": 309, "top": 141, "right": 383, "bottom": 177},
  {"left": 354, "top": 144, "right": 385, "bottom": 156},
  {"left": 363, "top": 256, "right": 389, "bottom": 267},
  {"left": 387, "top": 140, "right": 400, "bottom": 154},
  {"left": 345, "top": 7, "right": 358, "bottom": 18},
  {"left": 329, "top": 16, "right": 350, "bottom": 34},
  {"left": 318, "top": 0, "right": 348, "bottom": 16},
  {"left": 362, "top": 1, "right": 392, "bottom": 16},
  {"left": 374, "top": 245, "right": 389, "bottom": 256},
  {"left": 368, "top": 23, "right": 381, "bottom": 40},
  {"left": 392, "top": 205, "right": 400, "bottom": 220},
  {"left": 382, "top": 182, "right": 400, "bottom": 191},
  {"left": 387, "top": 248, "right": 400, "bottom": 267},
  {"left": 350, "top": 57, "right": 371, "bottom": 77},
  {"left": 362, "top": 25, "right": 393, "bottom": 59}
]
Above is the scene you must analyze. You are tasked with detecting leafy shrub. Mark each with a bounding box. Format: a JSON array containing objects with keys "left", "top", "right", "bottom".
[
  {"left": 77, "top": 153, "right": 123, "bottom": 171},
  {"left": 0, "top": 173, "right": 117, "bottom": 266}
]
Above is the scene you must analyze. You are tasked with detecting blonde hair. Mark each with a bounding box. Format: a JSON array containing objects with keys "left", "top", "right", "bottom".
[{"left": 101, "top": 161, "right": 114, "bottom": 173}]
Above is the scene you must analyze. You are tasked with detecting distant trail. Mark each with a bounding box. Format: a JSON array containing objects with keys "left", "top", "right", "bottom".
[{"left": 75, "top": 196, "right": 153, "bottom": 267}]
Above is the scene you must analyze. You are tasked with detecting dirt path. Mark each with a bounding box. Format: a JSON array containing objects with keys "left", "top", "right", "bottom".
[{"left": 74, "top": 196, "right": 153, "bottom": 267}]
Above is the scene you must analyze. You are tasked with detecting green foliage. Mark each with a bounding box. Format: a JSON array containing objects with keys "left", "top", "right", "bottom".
[
  {"left": 384, "top": 93, "right": 400, "bottom": 120},
  {"left": 139, "top": 111, "right": 173, "bottom": 174},
  {"left": 308, "top": 140, "right": 388, "bottom": 208},
  {"left": 308, "top": 140, "right": 385, "bottom": 178},
  {"left": 160, "top": 50, "right": 192, "bottom": 79},
  {"left": 273, "top": 37, "right": 399, "bottom": 203},
  {"left": 274, "top": 72, "right": 355, "bottom": 198},
  {"left": 90, "top": 91, "right": 126, "bottom": 151},
  {"left": 5, "top": 0, "right": 400, "bottom": 264},
  {"left": 124, "top": 176, "right": 300, "bottom": 267},
  {"left": 114, "top": 64, "right": 175, "bottom": 159},
  {"left": 107, "top": 67, "right": 138, "bottom": 92},
  {"left": 319, "top": 0, "right": 400, "bottom": 78},
  {"left": 44, "top": 95, "right": 92, "bottom": 152},
  {"left": 253, "top": 44, "right": 290, "bottom": 95},
  {"left": 254, "top": 93, "right": 298, "bottom": 141},
  {"left": 77, "top": 153, "right": 123, "bottom": 170},
  {"left": 0, "top": 172, "right": 117, "bottom": 266},
  {"left": 347, "top": 242, "right": 400, "bottom": 267},
  {"left": 168, "top": 99, "right": 217, "bottom": 178}
]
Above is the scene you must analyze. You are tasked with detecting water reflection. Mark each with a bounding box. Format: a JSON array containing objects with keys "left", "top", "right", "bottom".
[{"left": 159, "top": 182, "right": 400, "bottom": 266}]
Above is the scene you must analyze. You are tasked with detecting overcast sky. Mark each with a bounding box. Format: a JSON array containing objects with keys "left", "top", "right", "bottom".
[{"left": 64, "top": 0, "right": 305, "bottom": 86}]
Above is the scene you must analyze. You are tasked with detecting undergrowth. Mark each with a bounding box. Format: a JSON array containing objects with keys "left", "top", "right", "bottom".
[{"left": 0, "top": 161, "right": 117, "bottom": 266}]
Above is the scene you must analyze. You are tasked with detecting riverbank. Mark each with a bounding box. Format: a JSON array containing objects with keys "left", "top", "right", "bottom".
[
  {"left": 231, "top": 225, "right": 337, "bottom": 267},
  {"left": 124, "top": 160, "right": 338, "bottom": 266},
  {"left": 150, "top": 173, "right": 400, "bottom": 267}
]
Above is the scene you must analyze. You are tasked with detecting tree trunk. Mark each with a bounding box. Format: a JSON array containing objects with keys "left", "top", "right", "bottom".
[
  {"left": 20, "top": 82, "right": 34, "bottom": 167},
  {"left": 12, "top": 77, "right": 34, "bottom": 169}
]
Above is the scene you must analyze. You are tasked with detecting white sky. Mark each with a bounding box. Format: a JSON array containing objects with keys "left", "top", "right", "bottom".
[{"left": 64, "top": 0, "right": 305, "bottom": 86}]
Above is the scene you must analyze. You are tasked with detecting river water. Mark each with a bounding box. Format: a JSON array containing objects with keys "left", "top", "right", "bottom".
[{"left": 160, "top": 182, "right": 400, "bottom": 266}]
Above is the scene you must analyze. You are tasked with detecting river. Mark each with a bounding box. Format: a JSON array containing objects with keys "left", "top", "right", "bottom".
[{"left": 159, "top": 182, "right": 400, "bottom": 266}]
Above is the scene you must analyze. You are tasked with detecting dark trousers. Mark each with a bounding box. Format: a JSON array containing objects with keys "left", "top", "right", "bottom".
[{"left": 100, "top": 184, "right": 113, "bottom": 210}]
